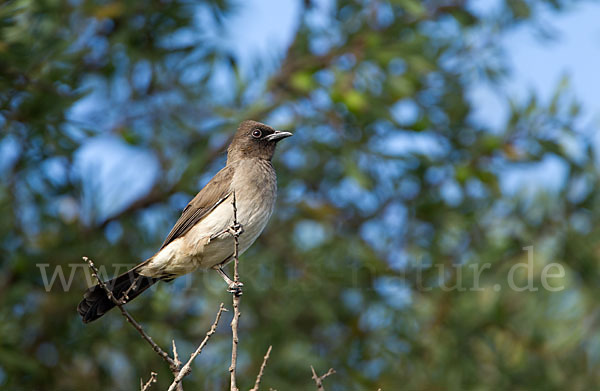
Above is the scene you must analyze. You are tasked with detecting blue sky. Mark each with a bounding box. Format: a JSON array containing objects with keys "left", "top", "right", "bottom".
[
  {"left": 468, "top": 0, "right": 600, "bottom": 130},
  {"left": 508, "top": 2, "right": 600, "bottom": 122}
]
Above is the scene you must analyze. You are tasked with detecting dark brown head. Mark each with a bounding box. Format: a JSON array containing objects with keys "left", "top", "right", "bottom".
[{"left": 227, "top": 120, "right": 292, "bottom": 163}]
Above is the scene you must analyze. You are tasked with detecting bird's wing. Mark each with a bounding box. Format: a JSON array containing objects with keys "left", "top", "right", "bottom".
[{"left": 159, "top": 165, "right": 234, "bottom": 249}]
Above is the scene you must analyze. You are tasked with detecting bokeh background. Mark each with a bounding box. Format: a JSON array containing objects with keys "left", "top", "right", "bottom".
[{"left": 2, "top": 0, "right": 600, "bottom": 390}]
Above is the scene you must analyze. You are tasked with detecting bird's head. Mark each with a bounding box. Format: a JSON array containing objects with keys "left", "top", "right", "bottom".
[{"left": 227, "top": 120, "right": 292, "bottom": 163}]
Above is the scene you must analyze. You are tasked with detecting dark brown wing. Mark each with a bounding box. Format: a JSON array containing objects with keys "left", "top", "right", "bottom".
[{"left": 159, "top": 165, "right": 234, "bottom": 249}]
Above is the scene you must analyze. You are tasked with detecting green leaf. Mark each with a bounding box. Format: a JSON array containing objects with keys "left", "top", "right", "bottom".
[{"left": 290, "top": 71, "right": 315, "bottom": 93}]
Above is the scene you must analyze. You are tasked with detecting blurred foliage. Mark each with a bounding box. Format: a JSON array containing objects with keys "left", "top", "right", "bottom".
[{"left": 1, "top": 0, "right": 599, "bottom": 390}]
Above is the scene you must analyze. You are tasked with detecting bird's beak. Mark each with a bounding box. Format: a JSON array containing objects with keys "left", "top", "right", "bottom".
[{"left": 265, "top": 130, "right": 293, "bottom": 142}]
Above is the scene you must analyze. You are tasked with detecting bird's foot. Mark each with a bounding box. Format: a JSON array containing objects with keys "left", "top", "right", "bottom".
[
  {"left": 213, "top": 265, "right": 243, "bottom": 295},
  {"left": 227, "top": 280, "right": 244, "bottom": 296},
  {"left": 228, "top": 222, "right": 244, "bottom": 237},
  {"left": 210, "top": 223, "right": 244, "bottom": 241}
]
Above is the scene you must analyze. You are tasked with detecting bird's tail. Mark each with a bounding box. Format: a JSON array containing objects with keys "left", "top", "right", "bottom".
[{"left": 77, "top": 265, "right": 157, "bottom": 323}]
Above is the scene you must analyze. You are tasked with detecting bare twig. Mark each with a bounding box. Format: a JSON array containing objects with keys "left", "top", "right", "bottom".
[
  {"left": 172, "top": 340, "right": 182, "bottom": 369},
  {"left": 228, "top": 191, "right": 243, "bottom": 391},
  {"left": 229, "top": 274, "right": 241, "bottom": 391},
  {"left": 249, "top": 345, "right": 273, "bottom": 391},
  {"left": 231, "top": 192, "right": 240, "bottom": 285},
  {"left": 171, "top": 341, "right": 184, "bottom": 391},
  {"left": 168, "top": 303, "right": 227, "bottom": 391},
  {"left": 82, "top": 256, "right": 178, "bottom": 370},
  {"left": 121, "top": 274, "right": 141, "bottom": 302},
  {"left": 310, "top": 366, "right": 336, "bottom": 391},
  {"left": 140, "top": 372, "right": 157, "bottom": 391}
]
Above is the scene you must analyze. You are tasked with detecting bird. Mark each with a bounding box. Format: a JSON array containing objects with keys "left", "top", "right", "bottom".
[{"left": 77, "top": 120, "right": 292, "bottom": 323}]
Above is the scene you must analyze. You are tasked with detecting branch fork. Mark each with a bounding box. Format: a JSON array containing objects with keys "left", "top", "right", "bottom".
[{"left": 311, "top": 366, "right": 336, "bottom": 391}]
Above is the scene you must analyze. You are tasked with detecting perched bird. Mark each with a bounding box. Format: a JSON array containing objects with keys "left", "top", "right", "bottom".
[{"left": 78, "top": 120, "right": 292, "bottom": 323}]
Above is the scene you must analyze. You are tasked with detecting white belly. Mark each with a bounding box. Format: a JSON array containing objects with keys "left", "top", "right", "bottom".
[{"left": 141, "top": 162, "right": 276, "bottom": 278}]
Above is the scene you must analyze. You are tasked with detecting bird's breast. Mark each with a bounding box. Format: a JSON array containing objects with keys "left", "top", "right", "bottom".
[
  {"left": 230, "top": 159, "right": 277, "bottom": 252},
  {"left": 187, "top": 159, "right": 276, "bottom": 266},
  {"left": 144, "top": 159, "right": 278, "bottom": 276}
]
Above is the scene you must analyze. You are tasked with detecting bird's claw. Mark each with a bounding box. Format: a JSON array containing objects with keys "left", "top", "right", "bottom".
[
  {"left": 229, "top": 223, "right": 244, "bottom": 237},
  {"left": 227, "top": 281, "right": 244, "bottom": 296}
]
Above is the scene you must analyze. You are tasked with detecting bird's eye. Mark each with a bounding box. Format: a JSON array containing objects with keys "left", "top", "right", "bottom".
[{"left": 252, "top": 129, "right": 262, "bottom": 139}]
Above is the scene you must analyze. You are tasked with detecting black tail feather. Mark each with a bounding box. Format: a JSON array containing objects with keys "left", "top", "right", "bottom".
[{"left": 77, "top": 269, "right": 157, "bottom": 323}]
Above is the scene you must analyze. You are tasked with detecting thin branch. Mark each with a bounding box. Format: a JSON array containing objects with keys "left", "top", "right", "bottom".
[
  {"left": 229, "top": 270, "right": 241, "bottom": 391},
  {"left": 310, "top": 366, "right": 336, "bottom": 391},
  {"left": 82, "top": 256, "right": 178, "bottom": 370},
  {"left": 172, "top": 340, "right": 182, "bottom": 369},
  {"left": 228, "top": 191, "right": 243, "bottom": 391},
  {"left": 121, "top": 274, "right": 141, "bottom": 302},
  {"left": 231, "top": 191, "right": 241, "bottom": 284},
  {"left": 168, "top": 303, "right": 227, "bottom": 391},
  {"left": 249, "top": 345, "right": 273, "bottom": 391},
  {"left": 140, "top": 372, "right": 157, "bottom": 391},
  {"left": 172, "top": 340, "right": 184, "bottom": 391}
]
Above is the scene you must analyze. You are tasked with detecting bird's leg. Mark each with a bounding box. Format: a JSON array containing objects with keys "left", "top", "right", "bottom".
[
  {"left": 213, "top": 265, "right": 234, "bottom": 286},
  {"left": 212, "top": 221, "right": 245, "bottom": 294},
  {"left": 212, "top": 264, "right": 243, "bottom": 295},
  {"left": 209, "top": 222, "right": 244, "bottom": 241}
]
